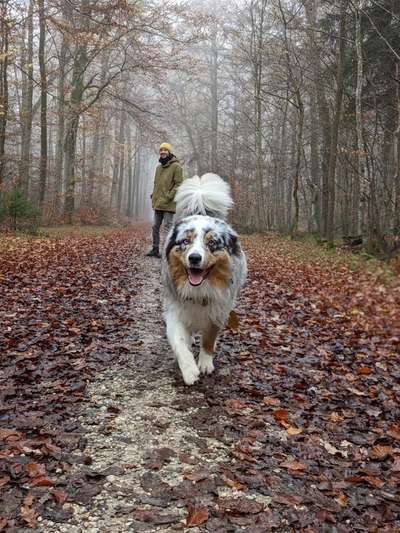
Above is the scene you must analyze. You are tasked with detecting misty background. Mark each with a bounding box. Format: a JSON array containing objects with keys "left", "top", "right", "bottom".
[{"left": 0, "top": 0, "right": 399, "bottom": 252}]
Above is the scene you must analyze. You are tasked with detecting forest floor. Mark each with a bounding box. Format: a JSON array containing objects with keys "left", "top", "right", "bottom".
[{"left": 0, "top": 226, "right": 399, "bottom": 532}]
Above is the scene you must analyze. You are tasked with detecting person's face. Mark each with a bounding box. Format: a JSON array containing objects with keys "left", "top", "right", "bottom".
[{"left": 160, "top": 148, "right": 169, "bottom": 159}]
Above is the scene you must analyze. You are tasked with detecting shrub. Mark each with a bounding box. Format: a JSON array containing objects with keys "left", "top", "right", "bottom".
[{"left": 0, "top": 186, "right": 40, "bottom": 233}]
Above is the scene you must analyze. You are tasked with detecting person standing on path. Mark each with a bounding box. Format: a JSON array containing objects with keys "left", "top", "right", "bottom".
[{"left": 146, "top": 142, "right": 183, "bottom": 258}]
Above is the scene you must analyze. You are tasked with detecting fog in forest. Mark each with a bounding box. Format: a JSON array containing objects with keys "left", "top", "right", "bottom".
[{"left": 1, "top": 0, "right": 399, "bottom": 252}]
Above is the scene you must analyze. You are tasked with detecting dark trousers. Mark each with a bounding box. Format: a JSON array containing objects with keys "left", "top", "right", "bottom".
[{"left": 152, "top": 210, "right": 174, "bottom": 250}]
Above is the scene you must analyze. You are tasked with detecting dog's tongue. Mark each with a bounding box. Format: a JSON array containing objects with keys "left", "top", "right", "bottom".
[{"left": 188, "top": 268, "right": 205, "bottom": 286}]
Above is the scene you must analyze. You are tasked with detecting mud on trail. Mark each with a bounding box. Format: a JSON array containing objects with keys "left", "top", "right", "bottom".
[{"left": 0, "top": 228, "right": 399, "bottom": 532}]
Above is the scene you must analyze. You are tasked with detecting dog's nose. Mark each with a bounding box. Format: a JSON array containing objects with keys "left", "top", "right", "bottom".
[{"left": 188, "top": 252, "right": 202, "bottom": 265}]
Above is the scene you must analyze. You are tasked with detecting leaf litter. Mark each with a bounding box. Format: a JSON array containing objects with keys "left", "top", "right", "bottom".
[{"left": 0, "top": 229, "right": 399, "bottom": 531}]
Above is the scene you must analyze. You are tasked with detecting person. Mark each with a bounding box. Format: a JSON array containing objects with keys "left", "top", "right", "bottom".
[{"left": 146, "top": 142, "right": 183, "bottom": 257}]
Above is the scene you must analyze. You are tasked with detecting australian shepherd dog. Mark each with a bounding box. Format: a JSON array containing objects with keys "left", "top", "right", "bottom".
[{"left": 162, "top": 173, "right": 247, "bottom": 385}]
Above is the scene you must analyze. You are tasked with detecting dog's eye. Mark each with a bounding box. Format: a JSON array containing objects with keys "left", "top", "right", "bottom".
[
  {"left": 181, "top": 239, "right": 191, "bottom": 246},
  {"left": 208, "top": 239, "right": 217, "bottom": 248}
]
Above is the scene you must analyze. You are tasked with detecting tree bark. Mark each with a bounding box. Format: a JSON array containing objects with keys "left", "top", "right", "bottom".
[
  {"left": 0, "top": 1, "right": 9, "bottom": 185},
  {"left": 54, "top": 4, "right": 70, "bottom": 214},
  {"left": 209, "top": 31, "right": 219, "bottom": 173},
  {"left": 63, "top": 0, "right": 90, "bottom": 220},
  {"left": 395, "top": 62, "right": 400, "bottom": 235},
  {"left": 63, "top": 41, "right": 88, "bottom": 219},
  {"left": 19, "top": 0, "right": 33, "bottom": 192},
  {"left": 304, "top": 0, "right": 331, "bottom": 238},
  {"left": 110, "top": 111, "right": 125, "bottom": 208},
  {"left": 250, "top": 0, "right": 268, "bottom": 230},
  {"left": 126, "top": 125, "right": 134, "bottom": 217},
  {"left": 353, "top": 0, "right": 364, "bottom": 236},
  {"left": 117, "top": 113, "right": 127, "bottom": 212},
  {"left": 326, "top": 0, "right": 347, "bottom": 247},
  {"left": 38, "top": 0, "right": 48, "bottom": 208}
]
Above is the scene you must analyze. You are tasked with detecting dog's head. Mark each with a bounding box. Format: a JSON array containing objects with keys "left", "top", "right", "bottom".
[{"left": 165, "top": 215, "right": 241, "bottom": 290}]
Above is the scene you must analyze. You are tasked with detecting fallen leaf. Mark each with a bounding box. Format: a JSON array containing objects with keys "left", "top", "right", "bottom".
[
  {"left": 262, "top": 396, "right": 281, "bottom": 406},
  {"left": 228, "top": 310, "right": 240, "bottom": 330},
  {"left": 335, "top": 493, "right": 348, "bottom": 507},
  {"left": 0, "top": 428, "right": 21, "bottom": 440},
  {"left": 23, "top": 493, "right": 34, "bottom": 507},
  {"left": 286, "top": 426, "right": 303, "bottom": 435},
  {"left": 26, "top": 463, "right": 46, "bottom": 477},
  {"left": 273, "top": 409, "right": 289, "bottom": 422},
  {"left": 20, "top": 505, "right": 37, "bottom": 528},
  {"left": 272, "top": 492, "right": 303, "bottom": 507},
  {"left": 186, "top": 503, "right": 209, "bottom": 527},
  {"left": 218, "top": 497, "right": 264, "bottom": 515},
  {"left": 221, "top": 471, "right": 248, "bottom": 491},
  {"left": 387, "top": 425, "right": 400, "bottom": 441},
  {"left": 51, "top": 489, "right": 68, "bottom": 504},
  {"left": 183, "top": 470, "right": 209, "bottom": 483},
  {"left": 328, "top": 411, "right": 343, "bottom": 423},
  {"left": 369, "top": 445, "right": 393, "bottom": 460},
  {"left": 364, "top": 475, "right": 385, "bottom": 488},
  {"left": 29, "top": 475, "right": 55, "bottom": 487},
  {"left": 280, "top": 460, "right": 306, "bottom": 471},
  {"left": 392, "top": 457, "right": 400, "bottom": 472},
  {"left": 320, "top": 439, "right": 341, "bottom": 455},
  {"left": 345, "top": 475, "right": 365, "bottom": 484},
  {"left": 357, "top": 366, "right": 372, "bottom": 375},
  {"left": 0, "top": 476, "right": 10, "bottom": 487}
]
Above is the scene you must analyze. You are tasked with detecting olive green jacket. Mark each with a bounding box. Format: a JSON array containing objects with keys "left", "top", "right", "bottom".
[{"left": 151, "top": 156, "right": 183, "bottom": 213}]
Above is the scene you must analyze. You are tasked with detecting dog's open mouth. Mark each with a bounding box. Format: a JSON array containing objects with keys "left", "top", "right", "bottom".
[{"left": 187, "top": 268, "right": 210, "bottom": 287}]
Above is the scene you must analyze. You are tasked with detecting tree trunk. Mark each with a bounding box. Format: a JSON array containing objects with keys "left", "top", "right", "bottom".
[
  {"left": 326, "top": 0, "right": 346, "bottom": 247},
  {"left": 38, "top": 0, "right": 48, "bottom": 208},
  {"left": 86, "top": 51, "right": 109, "bottom": 206},
  {"left": 63, "top": 8, "right": 88, "bottom": 220},
  {"left": 353, "top": 0, "right": 364, "bottom": 237},
  {"left": 277, "top": 97, "right": 288, "bottom": 232},
  {"left": 395, "top": 63, "right": 400, "bottom": 235},
  {"left": 209, "top": 31, "right": 219, "bottom": 173},
  {"left": 87, "top": 119, "right": 100, "bottom": 206},
  {"left": 63, "top": 115, "right": 80, "bottom": 220},
  {"left": 291, "top": 97, "right": 304, "bottom": 236},
  {"left": 0, "top": 1, "right": 9, "bottom": 185},
  {"left": 54, "top": 5, "right": 70, "bottom": 214},
  {"left": 110, "top": 111, "right": 125, "bottom": 208},
  {"left": 117, "top": 115, "right": 126, "bottom": 212},
  {"left": 126, "top": 125, "right": 134, "bottom": 217},
  {"left": 19, "top": 0, "right": 33, "bottom": 192},
  {"left": 251, "top": 0, "right": 268, "bottom": 230},
  {"left": 304, "top": 0, "right": 331, "bottom": 238},
  {"left": 309, "top": 90, "right": 320, "bottom": 233}
]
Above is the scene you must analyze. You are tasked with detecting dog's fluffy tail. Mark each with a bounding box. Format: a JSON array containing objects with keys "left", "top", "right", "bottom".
[{"left": 175, "top": 173, "right": 233, "bottom": 220}]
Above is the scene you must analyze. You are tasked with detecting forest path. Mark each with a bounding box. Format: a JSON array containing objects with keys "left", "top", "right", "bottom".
[
  {"left": 41, "top": 245, "right": 237, "bottom": 533},
  {"left": 0, "top": 228, "right": 399, "bottom": 532}
]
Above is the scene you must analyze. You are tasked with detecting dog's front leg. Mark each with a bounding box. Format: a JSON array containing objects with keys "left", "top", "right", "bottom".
[
  {"left": 198, "top": 322, "right": 219, "bottom": 375},
  {"left": 166, "top": 315, "right": 200, "bottom": 385}
]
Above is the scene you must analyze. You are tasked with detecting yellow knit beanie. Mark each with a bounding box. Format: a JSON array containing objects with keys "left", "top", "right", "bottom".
[{"left": 159, "top": 142, "right": 172, "bottom": 152}]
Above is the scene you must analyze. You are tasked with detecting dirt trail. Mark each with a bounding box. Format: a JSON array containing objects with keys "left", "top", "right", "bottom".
[{"left": 40, "top": 255, "right": 260, "bottom": 533}]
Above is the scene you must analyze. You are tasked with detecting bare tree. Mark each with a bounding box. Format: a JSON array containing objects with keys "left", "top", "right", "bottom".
[
  {"left": 326, "top": 0, "right": 346, "bottom": 247},
  {"left": 38, "top": 0, "right": 48, "bottom": 207},
  {"left": 19, "top": 0, "right": 34, "bottom": 192},
  {"left": 0, "top": 0, "right": 10, "bottom": 184}
]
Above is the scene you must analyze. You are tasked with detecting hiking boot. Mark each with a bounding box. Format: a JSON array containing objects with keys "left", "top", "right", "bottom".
[{"left": 146, "top": 248, "right": 161, "bottom": 258}]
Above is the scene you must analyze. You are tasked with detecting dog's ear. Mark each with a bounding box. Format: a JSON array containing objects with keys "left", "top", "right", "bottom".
[
  {"left": 165, "top": 223, "right": 180, "bottom": 260},
  {"left": 225, "top": 230, "right": 241, "bottom": 256}
]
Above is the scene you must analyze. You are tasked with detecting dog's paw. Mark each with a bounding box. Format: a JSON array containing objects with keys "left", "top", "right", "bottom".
[
  {"left": 181, "top": 363, "right": 200, "bottom": 386},
  {"left": 198, "top": 351, "right": 215, "bottom": 375}
]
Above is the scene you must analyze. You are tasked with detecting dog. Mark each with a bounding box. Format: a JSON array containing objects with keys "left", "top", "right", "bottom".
[{"left": 162, "top": 173, "right": 247, "bottom": 385}]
